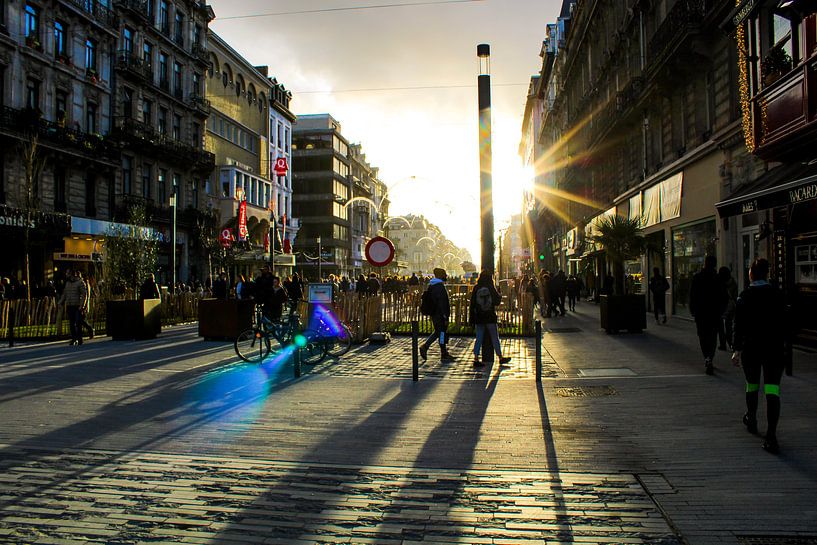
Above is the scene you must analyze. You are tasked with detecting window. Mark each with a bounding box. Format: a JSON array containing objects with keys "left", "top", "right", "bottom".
[
  {"left": 55, "top": 90, "right": 67, "bottom": 124},
  {"left": 159, "top": 52, "right": 168, "bottom": 88},
  {"left": 173, "top": 11, "right": 183, "bottom": 45},
  {"left": 122, "top": 27, "right": 133, "bottom": 54},
  {"left": 172, "top": 113, "right": 181, "bottom": 140},
  {"left": 158, "top": 107, "right": 167, "bottom": 134},
  {"left": 172, "top": 173, "right": 181, "bottom": 206},
  {"left": 142, "top": 163, "right": 152, "bottom": 199},
  {"left": 54, "top": 20, "right": 66, "bottom": 58},
  {"left": 146, "top": 0, "right": 154, "bottom": 22},
  {"left": 26, "top": 78, "right": 39, "bottom": 110},
  {"left": 142, "top": 99, "right": 152, "bottom": 125},
  {"left": 85, "top": 101, "right": 97, "bottom": 133},
  {"left": 122, "top": 156, "right": 132, "bottom": 195},
  {"left": 24, "top": 4, "right": 38, "bottom": 42},
  {"left": 143, "top": 42, "right": 153, "bottom": 77},
  {"left": 159, "top": 0, "right": 169, "bottom": 33},
  {"left": 85, "top": 38, "right": 97, "bottom": 73},
  {"left": 191, "top": 122, "right": 200, "bottom": 147},
  {"left": 173, "top": 62, "right": 182, "bottom": 97},
  {"left": 192, "top": 179, "right": 199, "bottom": 208},
  {"left": 123, "top": 87, "right": 133, "bottom": 118},
  {"left": 191, "top": 72, "right": 200, "bottom": 95},
  {"left": 157, "top": 168, "right": 167, "bottom": 204},
  {"left": 193, "top": 24, "right": 202, "bottom": 46},
  {"left": 85, "top": 171, "right": 96, "bottom": 217},
  {"left": 54, "top": 167, "right": 66, "bottom": 212}
]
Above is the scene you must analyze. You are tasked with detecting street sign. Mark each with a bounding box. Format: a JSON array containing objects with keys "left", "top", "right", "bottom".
[
  {"left": 273, "top": 157, "right": 289, "bottom": 177},
  {"left": 219, "top": 228, "right": 233, "bottom": 248},
  {"left": 365, "top": 236, "right": 395, "bottom": 267},
  {"left": 273, "top": 254, "right": 295, "bottom": 266},
  {"left": 308, "top": 283, "right": 333, "bottom": 304}
]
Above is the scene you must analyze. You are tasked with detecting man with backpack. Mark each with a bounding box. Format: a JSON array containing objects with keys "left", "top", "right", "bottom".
[
  {"left": 469, "top": 270, "right": 512, "bottom": 367},
  {"left": 419, "top": 267, "right": 454, "bottom": 362}
]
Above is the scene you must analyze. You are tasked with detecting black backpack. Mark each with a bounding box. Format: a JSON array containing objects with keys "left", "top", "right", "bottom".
[{"left": 420, "top": 287, "right": 435, "bottom": 316}]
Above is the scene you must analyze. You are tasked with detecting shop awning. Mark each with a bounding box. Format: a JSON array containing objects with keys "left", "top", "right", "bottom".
[{"left": 716, "top": 163, "right": 817, "bottom": 217}]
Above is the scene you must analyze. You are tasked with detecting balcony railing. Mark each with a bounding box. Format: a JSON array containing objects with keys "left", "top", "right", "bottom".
[
  {"left": 115, "top": 50, "right": 151, "bottom": 81},
  {"left": 647, "top": 0, "right": 708, "bottom": 69},
  {"left": 188, "top": 93, "right": 211, "bottom": 115},
  {"left": 60, "top": 0, "right": 117, "bottom": 30},
  {"left": 0, "top": 106, "right": 117, "bottom": 159},
  {"left": 190, "top": 42, "right": 208, "bottom": 64},
  {"left": 115, "top": 117, "right": 214, "bottom": 172},
  {"left": 115, "top": 0, "right": 148, "bottom": 20}
]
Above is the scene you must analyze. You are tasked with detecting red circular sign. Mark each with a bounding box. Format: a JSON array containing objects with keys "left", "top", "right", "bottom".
[
  {"left": 273, "top": 157, "right": 289, "bottom": 177},
  {"left": 365, "top": 236, "right": 395, "bottom": 267}
]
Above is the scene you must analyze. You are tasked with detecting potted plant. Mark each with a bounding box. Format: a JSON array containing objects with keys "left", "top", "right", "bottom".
[
  {"left": 103, "top": 202, "right": 162, "bottom": 340},
  {"left": 591, "top": 215, "right": 647, "bottom": 333},
  {"left": 761, "top": 45, "right": 793, "bottom": 87}
]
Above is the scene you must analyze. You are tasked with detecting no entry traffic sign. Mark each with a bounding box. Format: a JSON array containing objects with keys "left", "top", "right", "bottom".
[{"left": 365, "top": 236, "right": 395, "bottom": 267}]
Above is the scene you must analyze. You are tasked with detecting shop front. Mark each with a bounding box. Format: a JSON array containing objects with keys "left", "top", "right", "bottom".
[
  {"left": 717, "top": 172, "right": 817, "bottom": 344},
  {"left": 1, "top": 205, "right": 72, "bottom": 288},
  {"left": 671, "top": 219, "right": 717, "bottom": 318}
]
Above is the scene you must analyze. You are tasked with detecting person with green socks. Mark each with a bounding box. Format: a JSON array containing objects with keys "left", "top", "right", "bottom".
[{"left": 732, "top": 258, "right": 787, "bottom": 454}]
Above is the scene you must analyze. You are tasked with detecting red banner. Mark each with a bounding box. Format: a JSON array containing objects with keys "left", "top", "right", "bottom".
[
  {"left": 219, "top": 228, "right": 233, "bottom": 248},
  {"left": 273, "top": 157, "right": 289, "bottom": 177},
  {"left": 237, "top": 200, "right": 248, "bottom": 241},
  {"left": 264, "top": 232, "right": 270, "bottom": 252}
]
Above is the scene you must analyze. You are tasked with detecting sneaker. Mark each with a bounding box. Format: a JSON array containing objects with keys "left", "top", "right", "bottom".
[
  {"left": 419, "top": 346, "right": 428, "bottom": 361},
  {"left": 742, "top": 413, "right": 758, "bottom": 435},
  {"left": 762, "top": 437, "right": 780, "bottom": 455},
  {"left": 472, "top": 359, "right": 484, "bottom": 367},
  {"left": 88, "top": 329, "right": 95, "bottom": 340},
  {"left": 704, "top": 358, "right": 714, "bottom": 375},
  {"left": 499, "top": 356, "right": 512, "bottom": 365}
]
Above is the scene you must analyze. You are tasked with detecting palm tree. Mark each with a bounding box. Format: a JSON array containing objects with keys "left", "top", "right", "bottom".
[{"left": 591, "top": 215, "right": 645, "bottom": 295}]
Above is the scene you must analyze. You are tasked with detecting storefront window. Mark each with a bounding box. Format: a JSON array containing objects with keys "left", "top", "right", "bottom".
[
  {"left": 795, "top": 245, "right": 817, "bottom": 285},
  {"left": 672, "top": 219, "right": 716, "bottom": 317}
]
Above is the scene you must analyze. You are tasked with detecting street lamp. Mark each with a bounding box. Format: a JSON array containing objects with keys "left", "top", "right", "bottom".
[
  {"left": 477, "top": 43, "right": 494, "bottom": 275},
  {"left": 317, "top": 236, "right": 322, "bottom": 281},
  {"left": 268, "top": 198, "right": 276, "bottom": 278}
]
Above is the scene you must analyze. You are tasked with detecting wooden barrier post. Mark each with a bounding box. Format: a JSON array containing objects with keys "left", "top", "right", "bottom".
[
  {"left": 411, "top": 320, "right": 419, "bottom": 382},
  {"left": 8, "top": 311, "right": 14, "bottom": 348},
  {"left": 535, "top": 319, "right": 542, "bottom": 383}
]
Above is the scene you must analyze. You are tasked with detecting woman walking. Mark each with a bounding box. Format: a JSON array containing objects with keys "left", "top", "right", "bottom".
[{"left": 469, "top": 270, "right": 512, "bottom": 367}]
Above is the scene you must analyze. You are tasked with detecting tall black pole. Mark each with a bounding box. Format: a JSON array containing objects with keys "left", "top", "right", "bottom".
[{"left": 478, "top": 44, "right": 494, "bottom": 275}]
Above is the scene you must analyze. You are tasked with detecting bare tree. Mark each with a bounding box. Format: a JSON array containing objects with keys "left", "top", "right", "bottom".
[{"left": 19, "top": 134, "right": 47, "bottom": 302}]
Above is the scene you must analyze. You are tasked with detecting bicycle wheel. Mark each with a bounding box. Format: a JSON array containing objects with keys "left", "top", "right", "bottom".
[
  {"left": 326, "top": 323, "right": 353, "bottom": 358},
  {"left": 234, "top": 328, "right": 271, "bottom": 363},
  {"left": 297, "top": 328, "right": 327, "bottom": 365}
]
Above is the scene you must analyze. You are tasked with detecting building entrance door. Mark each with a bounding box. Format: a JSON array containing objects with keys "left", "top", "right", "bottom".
[{"left": 738, "top": 229, "right": 759, "bottom": 290}]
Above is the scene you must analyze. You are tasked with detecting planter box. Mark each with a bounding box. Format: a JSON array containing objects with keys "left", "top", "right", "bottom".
[
  {"left": 107, "top": 299, "right": 162, "bottom": 340},
  {"left": 198, "top": 298, "right": 254, "bottom": 340},
  {"left": 600, "top": 294, "right": 647, "bottom": 334}
]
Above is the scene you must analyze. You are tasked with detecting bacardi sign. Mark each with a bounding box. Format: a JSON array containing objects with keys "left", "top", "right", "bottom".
[{"left": 789, "top": 183, "right": 817, "bottom": 204}]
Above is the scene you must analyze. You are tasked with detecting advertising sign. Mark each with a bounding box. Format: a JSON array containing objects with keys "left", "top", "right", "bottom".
[
  {"left": 237, "top": 200, "right": 248, "bottom": 241},
  {"left": 308, "top": 283, "right": 333, "bottom": 304}
]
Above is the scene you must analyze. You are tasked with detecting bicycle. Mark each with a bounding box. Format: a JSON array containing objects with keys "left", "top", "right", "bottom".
[
  {"left": 311, "top": 309, "right": 353, "bottom": 358},
  {"left": 234, "top": 304, "right": 327, "bottom": 364}
]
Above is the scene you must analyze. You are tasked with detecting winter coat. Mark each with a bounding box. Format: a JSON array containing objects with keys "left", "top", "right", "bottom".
[
  {"left": 733, "top": 282, "right": 787, "bottom": 362},
  {"left": 60, "top": 278, "right": 88, "bottom": 308},
  {"left": 469, "top": 282, "right": 501, "bottom": 325},
  {"left": 426, "top": 278, "right": 450, "bottom": 319},
  {"left": 690, "top": 268, "right": 726, "bottom": 322}
]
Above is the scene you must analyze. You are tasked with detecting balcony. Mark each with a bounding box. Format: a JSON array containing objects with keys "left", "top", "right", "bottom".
[
  {"left": 751, "top": 55, "right": 817, "bottom": 162},
  {"left": 114, "top": 117, "right": 215, "bottom": 173},
  {"left": 115, "top": 50, "right": 150, "bottom": 81},
  {"left": 59, "top": 0, "right": 117, "bottom": 31},
  {"left": 190, "top": 42, "right": 208, "bottom": 64},
  {"left": 615, "top": 76, "right": 643, "bottom": 114},
  {"left": 116, "top": 0, "right": 149, "bottom": 21},
  {"left": 188, "top": 93, "right": 211, "bottom": 116},
  {"left": 646, "top": 0, "right": 709, "bottom": 71},
  {"left": 0, "top": 106, "right": 117, "bottom": 160}
]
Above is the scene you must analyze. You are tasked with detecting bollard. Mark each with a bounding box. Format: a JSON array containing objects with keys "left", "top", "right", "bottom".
[
  {"left": 8, "top": 312, "right": 14, "bottom": 348},
  {"left": 535, "top": 320, "right": 542, "bottom": 383},
  {"left": 411, "top": 320, "right": 419, "bottom": 382},
  {"left": 294, "top": 343, "right": 301, "bottom": 378}
]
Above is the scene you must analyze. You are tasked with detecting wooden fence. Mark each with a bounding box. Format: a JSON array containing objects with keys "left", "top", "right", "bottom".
[
  {"left": 1, "top": 286, "right": 536, "bottom": 343},
  {"left": 0, "top": 293, "right": 202, "bottom": 341}
]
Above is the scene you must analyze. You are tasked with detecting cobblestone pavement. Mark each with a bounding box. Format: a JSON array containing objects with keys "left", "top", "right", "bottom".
[
  {"left": 311, "top": 337, "right": 561, "bottom": 380},
  {"left": 0, "top": 448, "right": 679, "bottom": 545}
]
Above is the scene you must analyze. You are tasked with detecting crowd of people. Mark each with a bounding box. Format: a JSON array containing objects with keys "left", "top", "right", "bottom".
[{"left": 517, "top": 269, "right": 584, "bottom": 318}]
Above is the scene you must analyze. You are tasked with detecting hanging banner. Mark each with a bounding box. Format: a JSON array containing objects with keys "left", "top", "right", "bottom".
[
  {"left": 219, "top": 228, "right": 233, "bottom": 248},
  {"left": 264, "top": 232, "right": 270, "bottom": 252},
  {"left": 273, "top": 157, "right": 289, "bottom": 177},
  {"left": 237, "top": 200, "right": 248, "bottom": 241}
]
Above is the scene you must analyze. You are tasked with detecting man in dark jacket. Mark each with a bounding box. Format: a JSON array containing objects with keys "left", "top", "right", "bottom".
[
  {"left": 420, "top": 267, "right": 453, "bottom": 362},
  {"left": 649, "top": 267, "right": 670, "bottom": 324},
  {"left": 732, "top": 258, "right": 787, "bottom": 454},
  {"left": 690, "top": 255, "right": 727, "bottom": 375},
  {"left": 551, "top": 270, "right": 567, "bottom": 316}
]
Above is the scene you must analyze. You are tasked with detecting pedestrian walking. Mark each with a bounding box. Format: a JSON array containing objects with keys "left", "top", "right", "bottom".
[
  {"left": 648, "top": 267, "right": 670, "bottom": 324},
  {"left": 469, "top": 270, "right": 512, "bottom": 367},
  {"left": 539, "top": 271, "right": 552, "bottom": 318},
  {"left": 718, "top": 266, "right": 738, "bottom": 350},
  {"left": 419, "top": 267, "right": 454, "bottom": 362},
  {"left": 286, "top": 272, "right": 304, "bottom": 303},
  {"left": 140, "top": 273, "right": 162, "bottom": 301},
  {"left": 731, "top": 258, "right": 787, "bottom": 454},
  {"left": 356, "top": 274, "right": 368, "bottom": 298},
  {"left": 552, "top": 270, "right": 567, "bottom": 316},
  {"left": 690, "top": 255, "right": 728, "bottom": 375},
  {"left": 566, "top": 274, "right": 579, "bottom": 311},
  {"left": 59, "top": 270, "right": 88, "bottom": 346},
  {"left": 211, "top": 272, "right": 228, "bottom": 299}
]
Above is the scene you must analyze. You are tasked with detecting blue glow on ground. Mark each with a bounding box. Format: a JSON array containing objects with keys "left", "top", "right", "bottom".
[{"left": 310, "top": 304, "right": 344, "bottom": 337}]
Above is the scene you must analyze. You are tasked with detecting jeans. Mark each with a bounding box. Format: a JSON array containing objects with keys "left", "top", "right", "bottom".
[
  {"left": 696, "top": 318, "right": 719, "bottom": 360},
  {"left": 67, "top": 306, "right": 82, "bottom": 343},
  {"left": 567, "top": 294, "right": 577, "bottom": 311},
  {"left": 653, "top": 293, "right": 667, "bottom": 321},
  {"left": 474, "top": 323, "right": 501, "bottom": 357},
  {"left": 422, "top": 315, "right": 448, "bottom": 353}
]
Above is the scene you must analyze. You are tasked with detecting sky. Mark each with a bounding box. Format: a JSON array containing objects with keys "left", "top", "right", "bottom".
[{"left": 209, "top": 0, "right": 561, "bottom": 262}]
